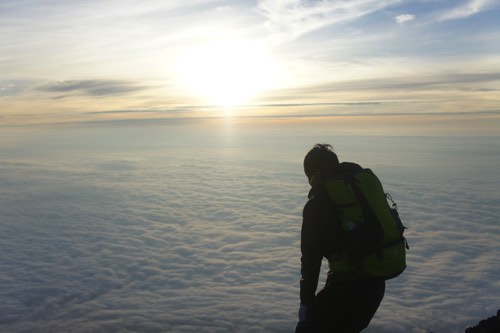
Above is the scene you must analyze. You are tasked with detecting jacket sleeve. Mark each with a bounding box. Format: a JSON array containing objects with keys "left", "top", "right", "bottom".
[{"left": 299, "top": 198, "right": 325, "bottom": 305}]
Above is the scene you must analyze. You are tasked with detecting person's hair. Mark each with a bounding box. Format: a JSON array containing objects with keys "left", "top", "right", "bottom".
[{"left": 303, "top": 143, "right": 339, "bottom": 179}]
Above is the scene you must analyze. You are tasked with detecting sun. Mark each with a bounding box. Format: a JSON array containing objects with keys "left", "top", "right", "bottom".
[{"left": 178, "top": 38, "right": 280, "bottom": 108}]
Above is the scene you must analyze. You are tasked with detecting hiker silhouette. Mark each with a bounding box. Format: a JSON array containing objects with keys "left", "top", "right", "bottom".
[{"left": 296, "top": 144, "right": 406, "bottom": 333}]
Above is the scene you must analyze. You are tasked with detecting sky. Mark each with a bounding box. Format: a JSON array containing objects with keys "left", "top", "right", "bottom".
[
  {"left": 1, "top": 0, "right": 500, "bottom": 133},
  {"left": 1, "top": 2, "right": 500, "bottom": 332}
]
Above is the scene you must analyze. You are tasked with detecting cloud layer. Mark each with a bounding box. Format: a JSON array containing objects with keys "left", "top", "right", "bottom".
[{"left": 0, "top": 124, "right": 499, "bottom": 332}]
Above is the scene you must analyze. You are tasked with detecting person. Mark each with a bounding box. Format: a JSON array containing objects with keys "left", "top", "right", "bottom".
[{"left": 296, "top": 144, "right": 386, "bottom": 333}]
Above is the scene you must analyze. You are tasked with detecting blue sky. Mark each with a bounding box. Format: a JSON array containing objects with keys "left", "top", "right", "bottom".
[{"left": 1, "top": 0, "right": 500, "bottom": 129}]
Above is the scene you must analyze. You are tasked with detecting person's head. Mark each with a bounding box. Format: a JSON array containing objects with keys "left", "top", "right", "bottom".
[{"left": 303, "top": 144, "right": 339, "bottom": 181}]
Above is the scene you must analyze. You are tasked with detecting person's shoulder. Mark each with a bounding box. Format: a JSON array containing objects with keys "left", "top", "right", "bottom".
[
  {"left": 338, "top": 161, "right": 363, "bottom": 173},
  {"left": 303, "top": 190, "right": 330, "bottom": 216}
]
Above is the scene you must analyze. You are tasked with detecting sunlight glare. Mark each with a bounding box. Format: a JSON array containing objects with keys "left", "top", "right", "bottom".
[{"left": 179, "top": 38, "right": 280, "bottom": 108}]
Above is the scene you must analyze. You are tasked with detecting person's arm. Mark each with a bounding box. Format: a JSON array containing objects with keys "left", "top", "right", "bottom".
[{"left": 299, "top": 198, "right": 324, "bottom": 305}]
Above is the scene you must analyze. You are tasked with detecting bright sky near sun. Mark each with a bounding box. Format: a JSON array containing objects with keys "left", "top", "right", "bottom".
[{"left": 1, "top": 0, "right": 500, "bottom": 127}]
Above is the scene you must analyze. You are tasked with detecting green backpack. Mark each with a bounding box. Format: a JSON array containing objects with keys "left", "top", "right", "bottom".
[{"left": 314, "top": 162, "right": 408, "bottom": 280}]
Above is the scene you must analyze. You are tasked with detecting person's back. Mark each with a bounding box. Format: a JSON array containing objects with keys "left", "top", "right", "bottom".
[{"left": 296, "top": 144, "right": 386, "bottom": 333}]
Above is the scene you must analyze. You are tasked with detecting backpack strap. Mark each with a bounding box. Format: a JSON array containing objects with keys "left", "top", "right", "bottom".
[{"left": 348, "top": 173, "right": 383, "bottom": 233}]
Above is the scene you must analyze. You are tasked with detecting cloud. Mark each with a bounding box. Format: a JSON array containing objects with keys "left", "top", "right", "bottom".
[
  {"left": 37, "top": 80, "right": 145, "bottom": 97},
  {"left": 0, "top": 81, "right": 34, "bottom": 97},
  {"left": 0, "top": 139, "right": 305, "bottom": 332},
  {"left": 0, "top": 125, "right": 499, "bottom": 332},
  {"left": 395, "top": 13, "right": 415, "bottom": 25},
  {"left": 438, "top": 0, "right": 497, "bottom": 21},
  {"left": 257, "top": 0, "right": 401, "bottom": 42},
  {"left": 274, "top": 72, "right": 500, "bottom": 99},
  {"left": 0, "top": 83, "right": 20, "bottom": 96}
]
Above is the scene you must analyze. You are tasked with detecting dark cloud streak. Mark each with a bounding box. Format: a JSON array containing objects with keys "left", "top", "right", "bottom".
[{"left": 37, "top": 80, "right": 146, "bottom": 97}]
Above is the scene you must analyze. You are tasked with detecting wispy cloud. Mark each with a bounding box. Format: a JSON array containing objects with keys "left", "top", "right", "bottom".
[
  {"left": 395, "top": 13, "right": 415, "bottom": 25},
  {"left": 37, "top": 80, "right": 145, "bottom": 98},
  {"left": 0, "top": 83, "right": 23, "bottom": 97},
  {"left": 438, "top": 0, "right": 497, "bottom": 21},
  {"left": 258, "top": 0, "right": 401, "bottom": 42},
  {"left": 277, "top": 72, "right": 500, "bottom": 96}
]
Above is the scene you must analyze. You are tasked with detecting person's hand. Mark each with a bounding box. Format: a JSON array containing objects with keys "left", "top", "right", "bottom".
[{"left": 298, "top": 303, "right": 308, "bottom": 322}]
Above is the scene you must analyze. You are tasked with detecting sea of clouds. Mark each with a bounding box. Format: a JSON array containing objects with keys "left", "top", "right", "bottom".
[{"left": 0, "top": 123, "right": 499, "bottom": 332}]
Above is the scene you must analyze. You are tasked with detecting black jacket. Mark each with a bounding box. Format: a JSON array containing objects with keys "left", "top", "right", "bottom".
[{"left": 299, "top": 187, "right": 341, "bottom": 305}]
